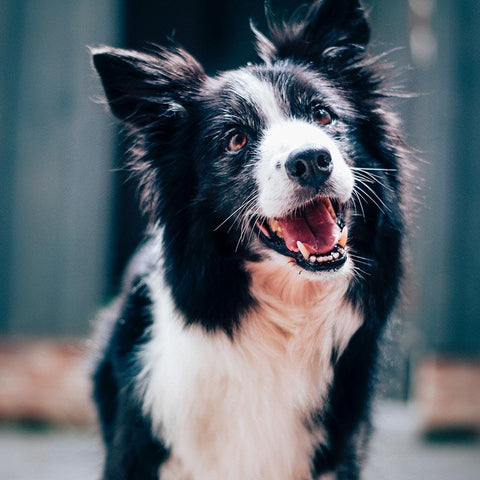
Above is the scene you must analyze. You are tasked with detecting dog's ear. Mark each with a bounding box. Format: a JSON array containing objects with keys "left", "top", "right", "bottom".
[
  {"left": 91, "top": 46, "right": 205, "bottom": 125},
  {"left": 254, "top": 0, "right": 370, "bottom": 65}
]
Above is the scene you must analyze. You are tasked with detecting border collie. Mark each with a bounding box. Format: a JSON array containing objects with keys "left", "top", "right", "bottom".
[{"left": 91, "top": 1, "right": 406, "bottom": 478}]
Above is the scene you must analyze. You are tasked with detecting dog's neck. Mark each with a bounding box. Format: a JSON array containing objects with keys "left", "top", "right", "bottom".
[
  {"left": 243, "top": 260, "right": 359, "bottom": 365},
  {"left": 246, "top": 260, "right": 351, "bottom": 308}
]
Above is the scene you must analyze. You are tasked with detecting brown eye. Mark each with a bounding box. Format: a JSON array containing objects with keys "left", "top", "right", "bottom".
[
  {"left": 227, "top": 132, "right": 248, "bottom": 151},
  {"left": 313, "top": 107, "right": 333, "bottom": 126}
]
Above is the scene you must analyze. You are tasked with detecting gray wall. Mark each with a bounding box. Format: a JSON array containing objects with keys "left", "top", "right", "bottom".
[
  {"left": 369, "top": 0, "right": 480, "bottom": 358},
  {"left": 0, "top": 0, "right": 120, "bottom": 336},
  {"left": 2, "top": 0, "right": 479, "bottom": 359},
  {"left": 411, "top": 0, "right": 480, "bottom": 356}
]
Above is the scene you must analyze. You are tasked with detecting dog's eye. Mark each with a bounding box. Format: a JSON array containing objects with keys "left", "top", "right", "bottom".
[
  {"left": 312, "top": 107, "right": 333, "bottom": 126},
  {"left": 227, "top": 132, "right": 248, "bottom": 152}
]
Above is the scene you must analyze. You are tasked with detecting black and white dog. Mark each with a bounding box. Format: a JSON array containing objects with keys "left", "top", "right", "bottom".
[{"left": 91, "top": 0, "right": 406, "bottom": 478}]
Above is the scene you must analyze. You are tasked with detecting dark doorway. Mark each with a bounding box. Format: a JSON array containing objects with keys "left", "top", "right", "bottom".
[{"left": 108, "top": 0, "right": 295, "bottom": 292}]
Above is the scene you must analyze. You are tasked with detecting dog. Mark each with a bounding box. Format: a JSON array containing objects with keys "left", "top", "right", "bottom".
[{"left": 91, "top": 0, "right": 406, "bottom": 478}]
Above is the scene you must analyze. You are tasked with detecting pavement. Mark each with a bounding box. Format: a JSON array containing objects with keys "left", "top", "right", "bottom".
[{"left": 1, "top": 402, "right": 479, "bottom": 480}]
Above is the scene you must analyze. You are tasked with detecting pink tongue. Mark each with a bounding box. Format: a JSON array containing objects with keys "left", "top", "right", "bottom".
[{"left": 277, "top": 201, "right": 340, "bottom": 255}]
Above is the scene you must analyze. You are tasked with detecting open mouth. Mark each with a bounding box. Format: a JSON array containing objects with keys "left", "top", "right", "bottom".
[{"left": 256, "top": 197, "right": 348, "bottom": 272}]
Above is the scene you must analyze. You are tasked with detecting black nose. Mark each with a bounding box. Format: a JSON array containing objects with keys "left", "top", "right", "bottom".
[{"left": 285, "top": 147, "right": 333, "bottom": 189}]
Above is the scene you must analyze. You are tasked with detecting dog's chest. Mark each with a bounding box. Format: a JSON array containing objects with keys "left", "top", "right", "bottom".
[{"left": 140, "top": 272, "right": 361, "bottom": 480}]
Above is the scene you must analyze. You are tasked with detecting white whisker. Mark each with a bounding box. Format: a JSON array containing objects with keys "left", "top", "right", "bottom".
[
  {"left": 352, "top": 169, "right": 395, "bottom": 194},
  {"left": 352, "top": 190, "right": 366, "bottom": 221},
  {"left": 214, "top": 192, "right": 258, "bottom": 232},
  {"left": 354, "top": 181, "right": 389, "bottom": 215},
  {"left": 351, "top": 167, "right": 397, "bottom": 172}
]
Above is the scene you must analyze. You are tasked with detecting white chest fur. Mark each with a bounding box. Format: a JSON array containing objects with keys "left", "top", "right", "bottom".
[{"left": 138, "top": 264, "right": 361, "bottom": 480}]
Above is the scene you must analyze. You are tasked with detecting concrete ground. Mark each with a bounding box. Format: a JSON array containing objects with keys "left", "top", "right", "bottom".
[{"left": 1, "top": 402, "right": 479, "bottom": 480}]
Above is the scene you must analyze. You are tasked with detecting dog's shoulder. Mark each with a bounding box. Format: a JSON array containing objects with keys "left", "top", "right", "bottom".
[
  {"left": 91, "top": 234, "right": 170, "bottom": 478},
  {"left": 105, "top": 234, "right": 162, "bottom": 356}
]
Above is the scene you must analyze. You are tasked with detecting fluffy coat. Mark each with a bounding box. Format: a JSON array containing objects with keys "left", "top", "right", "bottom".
[{"left": 91, "top": 1, "right": 406, "bottom": 478}]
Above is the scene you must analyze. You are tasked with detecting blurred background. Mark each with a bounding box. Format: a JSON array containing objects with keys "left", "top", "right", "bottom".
[{"left": 1, "top": 0, "right": 479, "bottom": 478}]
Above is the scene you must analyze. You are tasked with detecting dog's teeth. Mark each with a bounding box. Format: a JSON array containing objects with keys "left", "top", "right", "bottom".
[
  {"left": 338, "top": 247, "right": 345, "bottom": 255},
  {"left": 320, "top": 198, "right": 337, "bottom": 221},
  {"left": 268, "top": 218, "right": 279, "bottom": 231},
  {"left": 268, "top": 218, "right": 283, "bottom": 237},
  {"left": 314, "top": 252, "right": 336, "bottom": 263},
  {"left": 309, "top": 256, "right": 317, "bottom": 263},
  {"left": 324, "top": 198, "right": 337, "bottom": 221},
  {"left": 297, "top": 241, "right": 310, "bottom": 260},
  {"left": 337, "top": 226, "right": 348, "bottom": 248}
]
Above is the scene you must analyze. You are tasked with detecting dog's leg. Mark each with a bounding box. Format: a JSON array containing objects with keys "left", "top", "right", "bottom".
[
  {"left": 310, "top": 412, "right": 370, "bottom": 480},
  {"left": 101, "top": 391, "right": 169, "bottom": 480},
  {"left": 333, "top": 462, "right": 361, "bottom": 480},
  {"left": 317, "top": 473, "right": 336, "bottom": 480},
  {"left": 93, "top": 280, "right": 170, "bottom": 480},
  {"left": 93, "top": 353, "right": 167, "bottom": 480},
  {"left": 332, "top": 419, "right": 372, "bottom": 480},
  {"left": 311, "top": 329, "right": 377, "bottom": 480}
]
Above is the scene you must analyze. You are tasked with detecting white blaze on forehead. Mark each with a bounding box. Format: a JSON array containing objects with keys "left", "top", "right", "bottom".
[
  {"left": 256, "top": 119, "right": 355, "bottom": 218},
  {"left": 260, "top": 120, "right": 340, "bottom": 154},
  {"left": 228, "top": 70, "right": 285, "bottom": 125}
]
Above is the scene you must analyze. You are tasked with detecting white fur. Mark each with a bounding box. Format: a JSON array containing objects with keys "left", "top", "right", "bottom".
[
  {"left": 137, "top": 257, "right": 362, "bottom": 480},
  {"left": 132, "top": 74, "right": 358, "bottom": 480},
  {"left": 256, "top": 119, "right": 354, "bottom": 218},
  {"left": 227, "top": 70, "right": 285, "bottom": 125}
]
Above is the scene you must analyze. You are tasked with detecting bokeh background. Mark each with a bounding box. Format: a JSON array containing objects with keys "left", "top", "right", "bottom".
[{"left": 1, "top": 0, "right": 479, "bottom": 479}]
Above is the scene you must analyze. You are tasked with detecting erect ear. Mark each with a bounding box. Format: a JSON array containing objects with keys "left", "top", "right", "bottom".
[
  {"left": 253, "top": 0, "right": 370, "bottom": 65},
  {"left": 91, "top": 46, "right": 206, "bottom": 124}
]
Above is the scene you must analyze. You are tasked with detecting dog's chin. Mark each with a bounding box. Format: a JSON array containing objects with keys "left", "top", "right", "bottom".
[
  {"left": 254, "top": 245, "right": 354, "bottom": 283},
  {"left": 252, "top": 196, "right": 350, "bottom": 278}
]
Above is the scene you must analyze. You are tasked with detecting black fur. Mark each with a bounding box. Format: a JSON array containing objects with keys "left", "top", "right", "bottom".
[
  {"left": 93, "top": 272, "right": 170, "bottom": 479},
  {"left": 91, "top": 1, "right": 406, "bottom": 478}
]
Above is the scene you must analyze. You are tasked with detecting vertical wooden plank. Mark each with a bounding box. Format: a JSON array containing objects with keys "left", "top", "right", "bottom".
[
  {"left": 414, "top": 0, "right": 480, "bottom": 355},
  {"left": 410, "top": 0, "right": 457, "bottom": 354},
  {"left": 0, "top": 0, "right": 26, "bottom": 332},
  {"left": 444, "top": 0, "right": 480, "bottom": 353},
  {"left": 5, "top": 0, "right": 121, "bottom": 336},
  {"left": 368, "top": 0, "right": 413, "bottom": 399}
]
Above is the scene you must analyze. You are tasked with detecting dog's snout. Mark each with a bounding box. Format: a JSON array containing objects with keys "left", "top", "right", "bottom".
[{"left": 285, "top": 147, "right": 333, "bottom": 189}]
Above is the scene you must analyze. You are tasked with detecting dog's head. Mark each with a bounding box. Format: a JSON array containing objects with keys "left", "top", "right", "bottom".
[{"left": 93, "top": 0, "right": 405, "bottom": 331}]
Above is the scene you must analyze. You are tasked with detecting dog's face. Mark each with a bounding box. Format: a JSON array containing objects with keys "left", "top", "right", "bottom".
[
  {"left": 195, "top": 64, "right": 356, "bottom": 277},
  {"left": 93, "top": 0, "right": 404, "bottom": 324}
]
